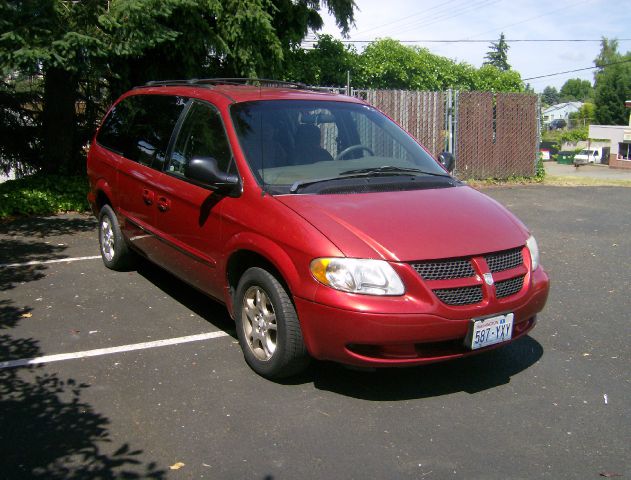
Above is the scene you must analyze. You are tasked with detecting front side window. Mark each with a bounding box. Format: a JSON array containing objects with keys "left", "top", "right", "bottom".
[
  {"left": 97, "top": 94, "right": 186, "bottom": 169},
  {"left": 168, "top": 101, "right": 233, "bottom": 177},
  {"left": 231, "top": 100, "right": 449, "bottom": 194}
]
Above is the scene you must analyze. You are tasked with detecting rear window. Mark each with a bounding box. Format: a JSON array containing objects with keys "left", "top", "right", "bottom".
[{"left": 97, "top": 94, "right": 187, "bottom": 169}]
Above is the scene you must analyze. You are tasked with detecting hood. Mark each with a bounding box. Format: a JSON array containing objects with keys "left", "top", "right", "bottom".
[{"left": 276, "top": 186, "right": 529, "bottom": 261}]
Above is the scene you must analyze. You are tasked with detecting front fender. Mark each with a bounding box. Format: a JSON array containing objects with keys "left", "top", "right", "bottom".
[{"left": 221, "top": 231, "right": 328, "bottom": 318}]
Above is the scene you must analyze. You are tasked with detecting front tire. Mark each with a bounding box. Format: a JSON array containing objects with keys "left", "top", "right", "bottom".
[
  {"left": 235, "top": 267, "right": 309, "bottom": 379},
  {"left": 98, "top": 204, "right": 134, "bottom": 271}
]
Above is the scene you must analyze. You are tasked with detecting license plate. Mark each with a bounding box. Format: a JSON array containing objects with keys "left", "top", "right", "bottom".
[{"left": 468, "top": 313, "right": 514, "bottom": 350}]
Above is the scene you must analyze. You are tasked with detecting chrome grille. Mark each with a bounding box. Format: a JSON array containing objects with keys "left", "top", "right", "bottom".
[
  {"left": 485, "top": 248, "right": 523, "bottom": 273},
  {"left": 434, "top": 285, "right": 483, "bottom": 306},
  {"left": 411, "top": 259, "right": 475, "bottom": 280},
  {"left": 495, "top": 275, "right": 525, "bottom": 298}
]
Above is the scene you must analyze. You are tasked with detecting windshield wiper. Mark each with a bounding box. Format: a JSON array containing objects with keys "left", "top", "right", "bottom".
[
  {"left": 289, "top": 173, "right": 370, "bottom": 193},
  {"left": 288, "top": 166, "right": 451, "bottom": 193},
  {"left": 340, "top": 165, "right": 450, "bottom": 177}
]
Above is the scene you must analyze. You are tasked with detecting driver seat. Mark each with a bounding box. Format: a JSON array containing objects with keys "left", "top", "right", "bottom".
[{"left": 293, "top": 124, "right": 333, "bottom": 165}]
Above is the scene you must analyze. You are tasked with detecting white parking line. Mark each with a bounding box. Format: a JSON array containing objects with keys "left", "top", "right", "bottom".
[
  {"left": 0, "top": 255, "right": 101, "bottom": 268},
  {"left": 0, "top": 331, "right": 231, "bottom": 369}
]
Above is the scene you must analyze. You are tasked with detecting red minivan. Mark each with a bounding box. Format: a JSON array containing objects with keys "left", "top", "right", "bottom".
[{"left": 87, "top": 79, "right": 549, "bottom": 379}]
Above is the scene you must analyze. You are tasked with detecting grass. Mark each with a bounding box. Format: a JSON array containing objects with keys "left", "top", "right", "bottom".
[
  {"left": 467, "top": 175, "right": 631, "bottom": 188},
  {"left": 0, "top": 174, "right": 90, "bottom": 218},
  {"left": 542, "top": 175, "right": 631, "bottom": 187}
]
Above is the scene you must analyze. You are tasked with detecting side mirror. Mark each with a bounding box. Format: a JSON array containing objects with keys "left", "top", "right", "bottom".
[
  {"left": 185, "top": 157, "right": 240, "bottom": 196},
  {"left": 438, "top": 151, "right": 455, "bottom": 173}
]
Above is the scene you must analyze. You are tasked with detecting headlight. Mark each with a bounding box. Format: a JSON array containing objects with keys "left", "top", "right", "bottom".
[
  {"left": 526, "top": 235, "right": 540, "bottom": 270},
  {"left": 310, "top": 258, "right": 405, "bottom": 296}
]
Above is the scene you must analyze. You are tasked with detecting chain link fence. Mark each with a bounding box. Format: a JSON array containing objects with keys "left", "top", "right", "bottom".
[
  {"left": 454, "top": 92, "right": 538, "bottom": 179},
  {"left": 311, "top": 86, "right": 540, "bottom": 179},
  {"left": 357, "top": 90, "right": 447, "bottom": 158}
]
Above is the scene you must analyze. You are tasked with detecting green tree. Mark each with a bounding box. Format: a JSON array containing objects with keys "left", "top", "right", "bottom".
[
  {"left": 285, "top": 34, "right": 358, "bottom": 86},
  {"left": 541, "top": 86, "right": 560, "bottom": 106},
  {"left": 354, "top": 39, "right": 424, "bottom": 90},
  {"left": 473, "top": 64, "right": 523, "bottom": 92},
  {"left": 483, "top": 33, "right": 511, "bottom": 71},
  {"left": 559, "top": 78, "right": 593, "bottom": 102},
  {"left": 0, "top": 0, "right": 356, "bottom": 175},
  {"left": 593, "top": 38, "right": 631, "bottom": 125},
  {"left": 0, "top": 0, "right": 106, "bottom": 174},
  {"left": 353, "top": 39, "right": 523, "bottom": 92},
  {"left": 568, "top": 102, "right": 596, "bottom": 127}
]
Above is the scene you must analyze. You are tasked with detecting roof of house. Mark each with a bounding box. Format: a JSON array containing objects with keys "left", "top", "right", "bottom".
[{"left": 543, "top": 101, "right": 583, "bottom": 114}]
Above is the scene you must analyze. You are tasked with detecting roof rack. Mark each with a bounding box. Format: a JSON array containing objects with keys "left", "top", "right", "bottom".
[{"left": 142, "top": 78, "right": 307, "bottom": 89}]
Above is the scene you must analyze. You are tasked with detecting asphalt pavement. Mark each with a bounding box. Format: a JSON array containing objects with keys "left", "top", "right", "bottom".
[{"left": 1, "top": 185, "right": 629, "bottom": 479}]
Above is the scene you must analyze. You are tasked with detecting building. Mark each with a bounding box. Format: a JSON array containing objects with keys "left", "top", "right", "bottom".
[
  {"left": 542, "top": 102, "right": 583, "bottom": 126},
  {"left": 587, "top": 101, "right": 631, "bottom": 169}
]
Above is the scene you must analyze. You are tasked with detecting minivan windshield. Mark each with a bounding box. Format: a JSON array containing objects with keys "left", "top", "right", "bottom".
[{"left": 231, "top": 100, "right": 449, "bottom": 193}]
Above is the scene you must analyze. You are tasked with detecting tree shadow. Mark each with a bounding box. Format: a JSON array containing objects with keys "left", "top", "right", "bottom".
[
  {"left": 0, "top": 214, "right": 97, "bottom": 291},
  {"left": 1, "top": 298, "right": 167, "bottom": 479},
  {"left": 0, "top": 363, "right": 167, "bottom": 478},
  {"left": 0, "top": 214, "right": 97, "bottom": 238},
  {"left": 0, "top": 240, "right": 67, "bottom": 292},
  {"left": 303, "top": 335, "right": 544, "bottom": 400},
  {"left": 1, "top": 215, "right": 166, "bottom": 479}
]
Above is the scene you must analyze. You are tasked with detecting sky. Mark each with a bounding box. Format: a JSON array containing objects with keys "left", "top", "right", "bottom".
[{"left": 315, "top": 0, "right": 631, "bottom": 92}]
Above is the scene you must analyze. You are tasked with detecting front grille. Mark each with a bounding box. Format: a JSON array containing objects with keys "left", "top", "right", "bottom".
[
  {"left": 414, "top": 247, "right": 525, "bottom": 307},
  {"left": 485, "top": 248, "right": 523, "bottom": 273},
  {"left": 434, "top": 285, "right": 483, "bottom": 306},
  {"left": 495, "top": 275, "right": 525, "bottom": 298},
  {"left": 411, "top": 259, "right": 475, "bottom": 280}
]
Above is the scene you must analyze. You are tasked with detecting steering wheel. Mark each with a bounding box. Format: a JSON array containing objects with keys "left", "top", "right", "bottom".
[{"left": 335, "top": 144, "right": 375, "bottom": 160}]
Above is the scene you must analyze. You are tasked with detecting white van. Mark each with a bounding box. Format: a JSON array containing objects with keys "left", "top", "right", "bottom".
[{"left": 573, "top": 147, "right": 609, "bottom": 165}]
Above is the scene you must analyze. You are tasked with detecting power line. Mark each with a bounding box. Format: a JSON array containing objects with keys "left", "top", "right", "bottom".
[
  {"left": 466, "top": 0, "right": 593, "bottom": 39},
  {"left": 329, "top": 38, "right": 631, "bottom": 44},
  {"left": 523, "top": 58, "right": 631, "bottom": 81},
  {"left": 394, "top": 0, "right": 501, "bottom": 36},
  {"left": 354, "top": 0, "right": 462, "bottom": 37}
]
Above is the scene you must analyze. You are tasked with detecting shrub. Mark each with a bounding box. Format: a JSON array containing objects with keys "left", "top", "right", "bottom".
[
  {"left": 559, "top": 126, "right": 589, "bottom": 144},
  {"left": 0, "top": 174, "right": 89, "bottom": 218},
  {"left": 535, "top": 153, "right": 546, "bottom": 181}
]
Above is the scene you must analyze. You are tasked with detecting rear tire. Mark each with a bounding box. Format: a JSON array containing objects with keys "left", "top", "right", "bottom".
[
  {"left": 235, "top": 267, "right": 310, "bottom": 379},
  {"left": 98, "top": 204, "right": 134, "bottom": 271}
]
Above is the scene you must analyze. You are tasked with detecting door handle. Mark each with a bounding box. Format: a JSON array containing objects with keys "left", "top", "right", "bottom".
[
  {"left": 157, "top": 196, "right": 171, "bottom": 212},
  {"left": 142, "top": 189, "right": 154, "bottom": 206}
]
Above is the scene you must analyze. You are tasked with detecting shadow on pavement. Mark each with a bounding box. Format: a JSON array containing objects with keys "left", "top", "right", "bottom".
[
  {"left": 0, "top": 214, "right": 97, "bottom": 290},
  {"left": 0, "top": 216, "right": 165, "bottom": 479},
  {"left": 133, "top": 256, "right": 543, "bottom": 400},
  {"left": 0, "top": 240, "right": 67, "bottom": 291},
  {"left": 306, "top": 335, "right": 543, "bottom": 400},
  {"left": 135, "top": 258, "right": 236, "bottom": 336},
  {"left": 0, "top": 214, "right": 96, "bottom": 238}
]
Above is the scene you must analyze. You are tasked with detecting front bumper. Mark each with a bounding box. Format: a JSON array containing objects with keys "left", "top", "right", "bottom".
[{"left": 294, "top": 267, "right": 549, "bottom": 367}]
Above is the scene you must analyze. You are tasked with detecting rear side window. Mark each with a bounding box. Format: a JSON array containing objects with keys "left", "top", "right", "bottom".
[{"left": 97, "top": 94, "right": 187, "bottom": 169}]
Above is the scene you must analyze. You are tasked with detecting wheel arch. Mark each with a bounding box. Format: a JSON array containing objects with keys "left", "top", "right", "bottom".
[
  {"left": 223, "top": 234, "right": 303, "bottom": 318},
  {"left": 92, "top": 178, "right": 114, "bottom": 215}
]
